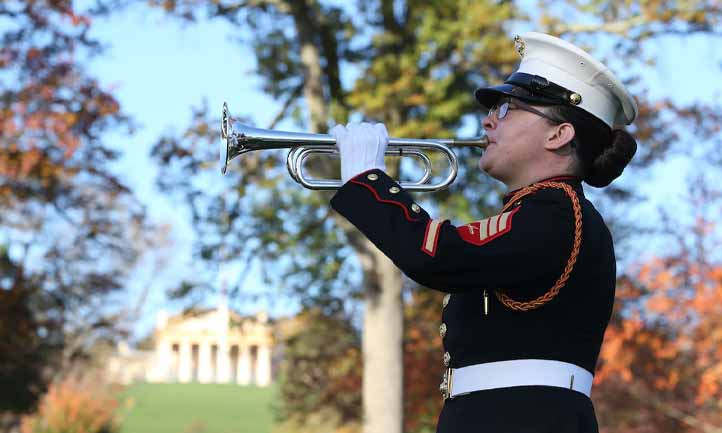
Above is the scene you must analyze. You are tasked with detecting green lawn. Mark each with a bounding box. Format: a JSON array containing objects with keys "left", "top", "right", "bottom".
[{"left": 119, "top": 383, "right": 275, "bottom": 433}]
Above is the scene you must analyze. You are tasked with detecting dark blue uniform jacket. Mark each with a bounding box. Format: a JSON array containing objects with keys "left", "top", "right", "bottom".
[{"left": 330, "top": 168, "right": 616, "bottom": 433}]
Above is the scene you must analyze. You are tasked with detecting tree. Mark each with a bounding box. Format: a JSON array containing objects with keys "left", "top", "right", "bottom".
[
  {"left": 0, "top": 0, "right": 153, "bottom": 426},
  {"left": 148, "top": 1, "right": 721, "bottom": 432},
  {"left": 273, "top": 307, "right": 362, "bottom": 433},
  {"left": 592, "top": 175, "right": 722, "bottom": 433},
  {"left": 152, "top": 3, "right": 516, "bottom": 432}
]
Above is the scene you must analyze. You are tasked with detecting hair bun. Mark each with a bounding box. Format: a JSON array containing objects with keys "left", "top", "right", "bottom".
[{"left": 585, "top": 129, "right": 637, "bottom": 187}]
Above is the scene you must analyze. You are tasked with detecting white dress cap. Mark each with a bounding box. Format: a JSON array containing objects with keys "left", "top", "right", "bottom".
[{"left": 515, "top": 32, "right": 638, "bottom": 127}]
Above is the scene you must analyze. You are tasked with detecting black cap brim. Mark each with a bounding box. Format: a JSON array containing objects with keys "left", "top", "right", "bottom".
[{"left": 474, "top": 83, "right": 571, "bottom": 109}]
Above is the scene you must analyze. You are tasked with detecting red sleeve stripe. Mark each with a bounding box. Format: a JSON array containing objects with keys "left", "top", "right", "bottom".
[
  {"left": 456, "top": 206, "right": 521, "bottom": 246},
  {"left": 473, "top": 207, "right": 520, "bottom": 246},
  {"left": 422, "top": 219, "right": 443, "bottom": 257},
  {"left": 349, "top": 179, "right": 420, "bottom": 222}
]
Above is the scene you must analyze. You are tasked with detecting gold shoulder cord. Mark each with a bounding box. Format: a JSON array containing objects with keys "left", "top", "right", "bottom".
[{"left": 495, "top": 181, "right": 583, "bottom": 311}]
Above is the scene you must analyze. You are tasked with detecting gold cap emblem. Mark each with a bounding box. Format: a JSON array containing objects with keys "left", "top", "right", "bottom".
[
  {"left": 569, "top": 93, "right": 582, "bottom": 105},
  {"left": 514, "top": 35, "right": 525, "bottom": 57}
]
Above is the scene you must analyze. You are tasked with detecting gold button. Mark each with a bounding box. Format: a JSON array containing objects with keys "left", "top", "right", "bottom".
[
  {"left": 439, "top": 323, "right": 447, "bottom": 338},
  {"left": 443, "top": 294, "right": 451, "bottom": 308},
  {"left": 411, "top": 203, "right": 421, "bottom": 213},
  {"left": 443, "top": 351, "right": 451, "bottom": 367},
  {"left": 389, "top": 186, "right": 400, "bottom": 194},
  {"left": 367, "top": 173, "right": 379, "bottom": 181}
]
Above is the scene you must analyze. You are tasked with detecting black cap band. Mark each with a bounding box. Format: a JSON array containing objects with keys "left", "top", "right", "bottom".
[
  {"left": 505, "top": 73, "right": 579, "bottom": 105},
  {"left": 474, "top": 72, "right": 582, "bottom": 109}
]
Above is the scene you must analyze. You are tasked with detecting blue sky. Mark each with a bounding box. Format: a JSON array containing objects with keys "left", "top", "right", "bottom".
[
  {"left": 85, "top": 5, "right": 287, "bottom": 337},
  {"left": 81, "top": 3, "right": 722, "bottom": 339}
]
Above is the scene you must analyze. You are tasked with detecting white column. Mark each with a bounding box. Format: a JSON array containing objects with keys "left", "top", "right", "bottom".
[
  {"left": 238, "top": 346, "right": 251, "bottom": 385},
  {"left": 256, "top": 345, "right": 272, "bottom": 386},
  {"left": 161, "top": 341, "right": 173, "bottom": 381},
  {"left": 149, "top": 340, "right": 173, "bottom": 382},
  {"left": 198, "top": 341, "right": 213, "bottom": 383},
  {"left": 216, "top": 292, "right": 231, "bottom": 383},
  {"left": 217, "top": 306, "right": 231, "bottom": 383},
  {"left": 178, "top": 341, "right": 192, "bottom": 383},
  {"left": 218, "top": 342, "right": 231, "bottom": 383}
]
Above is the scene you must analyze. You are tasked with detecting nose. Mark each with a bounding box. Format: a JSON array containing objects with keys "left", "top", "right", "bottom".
[{"left": 482, "top": 111, "right": 496, "bottom": 131}]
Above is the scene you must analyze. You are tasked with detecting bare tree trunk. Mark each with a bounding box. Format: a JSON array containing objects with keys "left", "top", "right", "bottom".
[
  {"left": 290, "top": 2, "right": 405, "bottom": 431},
  {"left": 358, "top": 239, "right": 404, "bottom": 433},
  {"left": 289, "top": 0, "right": 327, "bottom": 133}
]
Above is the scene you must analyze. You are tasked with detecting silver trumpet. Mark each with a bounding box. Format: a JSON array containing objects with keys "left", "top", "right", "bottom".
[{"left": 220, "top": 102, "right": 488, "bottom": 191}]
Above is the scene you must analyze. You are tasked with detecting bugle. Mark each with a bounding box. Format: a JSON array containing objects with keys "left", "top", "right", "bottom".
[{"left": 220, "top": 103, "right": 488, "bottom": 191}]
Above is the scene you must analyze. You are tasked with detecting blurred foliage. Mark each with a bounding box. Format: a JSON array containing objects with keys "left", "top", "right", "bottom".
[
  {"left": 19, "top": 373, "right": 121, "bottom": 433},
  {"left": 273, "top": 308, "right": 362, "bottom": 432},
  {"left": 272, "top": 288, "right": 446, "bottom": 433},
  {"left": 0, "top": 0, "right": 156, "bottom": 425},
  {"left": 402, "top": 289, "right": 446, "bottom": 433},
  {"left": 593, "top": 175, "right": 722, "bottom": 433}
]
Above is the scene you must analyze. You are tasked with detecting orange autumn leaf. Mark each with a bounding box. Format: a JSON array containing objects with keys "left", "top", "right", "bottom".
[
  {"left": 646, "top": 295, "right": 675, "bottom": 314},
  {"left": 19, "top": 149, "right": 41, "bottom": 177}
]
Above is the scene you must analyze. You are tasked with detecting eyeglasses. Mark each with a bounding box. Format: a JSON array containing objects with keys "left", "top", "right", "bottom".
[{"left": 487, "top": 99, "right": 560, "bottom": 124}]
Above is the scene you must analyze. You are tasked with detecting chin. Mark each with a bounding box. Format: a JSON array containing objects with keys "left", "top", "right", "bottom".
[
  {"left": 479, "top": 162, "right": 507, "bottom": 184},
  {"left": 478, "top": 157, "right": 496, "bottom": 177},
  {"left": 478, "top": 155, "right": 490, "bottom": 172}
]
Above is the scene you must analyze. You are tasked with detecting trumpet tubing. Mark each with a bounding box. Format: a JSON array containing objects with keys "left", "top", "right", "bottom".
[{"left": 220, "top": 103, "right": 488, "bottom": 191}]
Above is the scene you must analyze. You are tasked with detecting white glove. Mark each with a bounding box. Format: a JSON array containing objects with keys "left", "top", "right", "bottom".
[{"left": 330, "top": 122, "right": 388, "bottom": 183}]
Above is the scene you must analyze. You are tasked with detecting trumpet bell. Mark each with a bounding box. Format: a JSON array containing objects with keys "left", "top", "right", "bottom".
[
  {"left": 221, "top": 103, "right": 231, "bottom": 175},
  {"left": 222, "top": 102, "right": 335, "bottom": 175}
]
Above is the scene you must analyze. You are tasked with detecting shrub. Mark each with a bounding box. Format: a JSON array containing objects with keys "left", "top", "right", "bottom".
[{"left": 20, "top": 373, "right": 120, "bottom": 433}]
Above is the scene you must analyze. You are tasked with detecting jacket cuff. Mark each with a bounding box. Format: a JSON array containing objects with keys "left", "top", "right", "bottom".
[{"left": 331, "top": 169, "right": 429, "bottom": 222}]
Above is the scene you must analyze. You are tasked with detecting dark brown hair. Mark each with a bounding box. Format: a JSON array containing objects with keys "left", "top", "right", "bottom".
[{"left": 545, "top": 105, "right": 637, "bottom": 187}]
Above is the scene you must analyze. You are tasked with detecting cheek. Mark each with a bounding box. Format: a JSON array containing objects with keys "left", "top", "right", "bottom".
[
  {"left": 478, "top": 144, "right": 506, "bottom": 172},
  {"left": 499, "top": 129, "right": 533, "bottom": 162}
]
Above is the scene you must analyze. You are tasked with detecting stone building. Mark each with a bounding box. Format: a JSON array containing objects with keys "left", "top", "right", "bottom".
[{"left": 107, "top": 302, "right": 275, "bottom": 386}]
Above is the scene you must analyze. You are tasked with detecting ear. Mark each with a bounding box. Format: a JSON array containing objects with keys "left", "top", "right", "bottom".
[{"left": 543, "top": 122, "right": 576, "bottom": 151}]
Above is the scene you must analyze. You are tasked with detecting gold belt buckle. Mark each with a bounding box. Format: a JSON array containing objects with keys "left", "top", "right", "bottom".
[{"left": 439, "top": 367, "right": 454, "bottom": 400}]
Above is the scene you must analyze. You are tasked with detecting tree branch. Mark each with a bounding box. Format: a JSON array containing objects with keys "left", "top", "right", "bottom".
[
  {"left": 549, "top": 12, "right": 722, "bottom": 38},
  {"left": 245, "top": 0, "right": 291, "bottom": 14},
  {"left": 267, "top": 83, "right": 304, "bottom": 129},
  {"left": 549, "top": 16, "right": 652, "bottom": 36}
]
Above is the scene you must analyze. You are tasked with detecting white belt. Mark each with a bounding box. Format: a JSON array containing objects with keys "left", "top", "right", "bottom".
[{"left": 441, "top": 359, "right": 593, "bottom": 400}]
